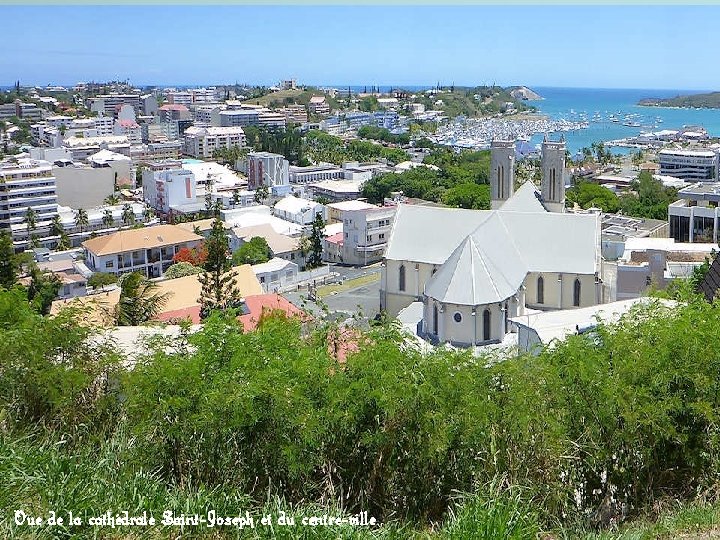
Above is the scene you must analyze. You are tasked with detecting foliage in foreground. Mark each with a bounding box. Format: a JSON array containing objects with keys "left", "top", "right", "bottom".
[{"left": 3, "top": 288, "right": 720, "bottom": 537}]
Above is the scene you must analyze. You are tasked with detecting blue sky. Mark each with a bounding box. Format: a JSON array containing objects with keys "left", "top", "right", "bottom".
[{"left": 1, "top": 5, "right": 718, "bottom": 90}]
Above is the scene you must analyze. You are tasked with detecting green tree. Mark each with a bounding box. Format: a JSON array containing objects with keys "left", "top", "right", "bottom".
[
  {"left": 198, "top": 217, "right": 242, "bottom": 318},
  {"left": 0, "top": 230, "right": 18, "bottom": 288},
  {"left": 115, "top": 272, "right": 169, "bottom": 326},
  {"left": 102, "top": 209, "right": 114, "bottom": 229},
  {"left": 232, "top": 237, "right": 271, "bottom": 266},
  {"left": 87, "top": 272, "right": 118, "bottom": 290},
  {"left": 441, "top": 182, "right": 491, "bottom": 209},
  {"left": 253, "top": 184, "right": 269, "bottom": 205},
  {"left": 104, "top": 194, "right": 120, "bottom": 206},
  {"left": 565, "top": 181, "right": 620, "bottom": 213},
  {"left": 164, "top": 262, "right": 203, "bottom": 280},
  {"left": 24, "top": 207, "right": 37, "bottom": 234},
  {"left": 74, "top": 208, "right": 89, "bottom": 233},
  {"left": 121, "top": 203, "right": 135, "bottom": 226},
  {"left": 26, "top": 264, "right": 62, "bottom": 315},
  {"left": 307, "top": 213, "right": 325, "bottom": 268},
  {"left": 50, "top": 214, "right": 64, "bottom": 237}
]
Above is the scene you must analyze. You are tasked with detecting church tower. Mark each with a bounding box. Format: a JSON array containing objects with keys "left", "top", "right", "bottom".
[
  {"left": 490, "top": 139, "right": 515, "bottom": 210},
  {"left": 541, "top": 134, "right": 566, "bottom": 213}
]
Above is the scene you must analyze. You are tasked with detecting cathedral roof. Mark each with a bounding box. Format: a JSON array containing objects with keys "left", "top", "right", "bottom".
[
  {"left": 424, "top": 214, "right": 527, "bottom": 305},
  {"left": 498, "top": 181, "right": 546, "bottom": 213}
]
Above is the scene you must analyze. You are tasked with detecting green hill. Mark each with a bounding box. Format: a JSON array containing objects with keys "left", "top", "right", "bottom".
[{"left": 639, "top": 91, "right": 720, "bottom": 109}]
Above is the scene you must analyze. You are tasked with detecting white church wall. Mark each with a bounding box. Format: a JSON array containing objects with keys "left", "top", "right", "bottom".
[
  {"left": 525, "top": 272, "right": 599, "bottom": 310},
  {"left": 381, "top": 258, "right": 438, "bottom": 316}
]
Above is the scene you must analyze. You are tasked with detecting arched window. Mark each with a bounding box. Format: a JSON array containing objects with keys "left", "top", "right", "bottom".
[
  {"left": 537, "top": 275, "right": 544, "bottom": 304},
  {"left": 399, "top": 264, "right": 406, "bottom": 292},
  {"left": 483, "top": 309, "right": 491, "bottom": 341},
  {"left": 573, "top": 278, "right": 581, "bottom": 307},
  {"left": 433, "top": 304, "right": 438, "bottom": 335}
]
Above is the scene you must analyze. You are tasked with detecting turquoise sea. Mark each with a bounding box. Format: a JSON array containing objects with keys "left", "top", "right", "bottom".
[{"left": 527, "top": 87, "right": 720, "bottom": 155}]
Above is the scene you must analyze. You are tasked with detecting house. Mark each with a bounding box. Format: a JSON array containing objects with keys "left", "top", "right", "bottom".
[
  {"left": 82, "top": 224, "right": 203, "bottom": 278},
  {"left": 308, "top": 96, "right": 330, "bottom": 115},
  {"left": 252, "top": 257, "right": 299, "bottom": 292},
  {"left": 230, "top": 223, "right": 306, "bottom": 269},
  {"left": 327, "top": 200, "right": 395, "bottom": 266},
  {"left": 273, "top": 196, "right": 325, "bottom": 225}
]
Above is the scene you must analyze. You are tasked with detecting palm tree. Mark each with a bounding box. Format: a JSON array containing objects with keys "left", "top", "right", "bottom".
[
  {"left": 115, "top": 272, "right": 169, "bottom": 326},
  {"left": 75, "top": 208, "right": 89, "bottom": 233},
  {"left": 142, "top": 205, "right": 155, "bottom": 222},
  {"left": 24, "top": 207, "right": 37, "bottom": 235},
  {"left": 104, "top": 194, "right": 120, "bottom": 205},
  {"left": 50, "top": 214, "right": 64, "bottom": 237},
  {"left": 102, "top": 209, "right": 114, "bottom": 229},
  {"left": 121, "top": 203, "right": 135, "bottom": 226}
]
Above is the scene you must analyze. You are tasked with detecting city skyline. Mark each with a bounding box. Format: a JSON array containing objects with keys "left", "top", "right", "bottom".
[{"left": 1, "top": 5, "right": 719, "bottom": 90}]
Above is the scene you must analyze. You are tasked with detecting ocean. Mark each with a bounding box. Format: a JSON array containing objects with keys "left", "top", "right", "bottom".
[{"left": 527, "top": 87, "right": 720, "bottom": 155}]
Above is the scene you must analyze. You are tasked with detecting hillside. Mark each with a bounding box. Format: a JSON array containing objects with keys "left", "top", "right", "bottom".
[
  {"left": 639, "top": 91, "right": 720, "bottom": 109},
  {"left": 414, "top": 85, "right": 538, "bottom": 118},
  {"left": 242, "top": 88, "right": 340, "bottom": 110},
  {"left": 509, "top": 85, "right": 543, "bottom": 100}
]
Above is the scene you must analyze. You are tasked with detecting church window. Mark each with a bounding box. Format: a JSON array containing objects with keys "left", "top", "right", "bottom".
[
  {"left": 537, "top": 276, "right": 544, "bottom": 304},
  {"left": 483, "top": 309, "right": 491, "bottom": 341},
  {"left": 433, "top": 305, "right": 439, "bottom": 335},
  {"left": 453, "top": 312, "right": 462, "bottom": 323},
  {"left": 504, "top": 302, "right": 508, "bottom": 333},
  {"left": 573, "top": 278, "right": 581, "bottom": 307},
  {"left": 399, "top": 264, "right": 406, "bottom": 292}
]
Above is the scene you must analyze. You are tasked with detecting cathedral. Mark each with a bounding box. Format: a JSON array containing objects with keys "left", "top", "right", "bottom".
[{"left": 381, "top": 136, "right": 605, "bottom": 347}]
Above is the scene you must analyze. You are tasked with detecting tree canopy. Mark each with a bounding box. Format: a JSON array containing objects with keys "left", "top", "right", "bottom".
[{"left": 231, "top": 236, "right": 271, "bottom": 266}]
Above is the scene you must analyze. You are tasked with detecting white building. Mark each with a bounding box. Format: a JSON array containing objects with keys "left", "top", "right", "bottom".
[
  {"left": 83, "top": 224, "right": 203, "bottom": 279},
  {"left": 142, "top": 168, "right": 196, "bottom": 214},
  {"left": 53, "top": 163, "right": 116, "bottom": 209},
  {"left": 289, "top": 164, "right": 344, "bottom": 185},
  {"left": 247, "top": 152, "right": 290, "bottom": 194},
  {"left": 252, "top": 257, "right": 299, "bottom": 292},
  {"left": 273, "top": 195, "right": 324, "bottom": 225},
  {"left": 328, "top": 200, "right": 395, "bottom": 266},
  {"left": 0, "top": 158, "right": 58, "bottom": 250},
  {"left": 382, "top": 137, "right": 604, "bottom": 347},
  {"left": 659, "top": 148, "right": 718, "bottom": 181},
  {"left": 183, "top": 126, "right": 245, "bottom": 159},
  {"left": 669, "top": 182, "right": 720, "bottom": 243}
]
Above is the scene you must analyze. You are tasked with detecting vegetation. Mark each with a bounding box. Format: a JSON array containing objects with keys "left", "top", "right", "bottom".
[
  {"left": 243, "top": 125, "right": 308, "bottom": 166},
  {"left": 6, "top": 283, "right": 720, "bottom": 537},
  {"left": 114, "top": 272, "right": 169, "bottom": 326},
  {"left": 0, "top": 230, "right": 19, "bottom": 288},
  {"left": 639, "top": 91, "right": 720, "bottom": 109},
  {"left": 362, "top": 148, "right": 492, "bottom": 207},
  {"left": 26, "top": 264, "right": 62, "bottom": 315},
  {"left": 198, "top": 217, "right": 242, "bottom": 318},
  {"left": 172, "top": 244, "right": 208, "bottom": 267},
  {"left": 163, "top": 261, "right": 204, "bottom": 280},
  {"left": 305, "top": 130, "right": 408, "bottom": 166},
  {"left": 411, "top": 85, "right": 535, "bottom": 118},
  {"left": 566, "top": 181, "right": 620, "bottom": 213},
  {"left": 87, "top": 271, "right": 118, "bottom": 290},
  {"left": 232, "top": 236, "right": 271, "bottom": 266},
  {"left": 357, "top": 125, "right": 410, "bottom": 145},
  {"left": 307, "top": 213, "right": 325, "bottom": 268}
]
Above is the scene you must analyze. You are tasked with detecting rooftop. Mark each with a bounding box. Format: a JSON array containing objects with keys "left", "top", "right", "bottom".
[{"left": 82, "top": 224, "right": 202, "bottom": 256}]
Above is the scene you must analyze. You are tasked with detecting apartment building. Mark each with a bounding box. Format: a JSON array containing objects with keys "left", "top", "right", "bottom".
[
  {"left": 0, "top": 158, "right": 58, "bottom": 250},
  {"left": 668, "top": 182, "right": 720, "bottom": 242},
  {"left": 126, "top": 141, "right": 183, "bottom": 165},
  {"left": 658, "top": 148, "right": 718, "bottom": 181},
  {"left": 328, "top": 200, "right": 396, "bottom": 265},
  {"left": 83, "top": 224, "right": 203, "bottom": 279},
  {"left": 273, "top": 195, "right": 324, "bottom": 225},
  {"left": 278, "top": 105, "right": 308, "bottom": 124},
  {"left": 247, "top": 152, "right": 289, "bottom": 192},
  {"left": 88, "top": 93, "right": 142, "bottom": 117},
  {"left": 0, "top": 100, "right": 43, "bottom": 121},
  {"left": 308, "top": 96, "right": 330, "bottom": 115},
  {"left": 183, "top": 126, "right": 245, "bottom": 159},
  {"left": 142, "top": 168, "right": 196, "bottom": 214},
  {"left": 289, "top": 164, "right": 345, "bottom": 185}
]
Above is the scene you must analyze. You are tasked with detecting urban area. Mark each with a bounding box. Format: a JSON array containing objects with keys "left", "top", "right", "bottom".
[{"left": 5, "top": 75, "right": 720, "bottom": 539}]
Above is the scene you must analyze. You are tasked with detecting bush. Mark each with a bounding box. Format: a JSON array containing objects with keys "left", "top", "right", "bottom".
[{"left": 163, "top": 262, "right": 203, "bottom": 280}]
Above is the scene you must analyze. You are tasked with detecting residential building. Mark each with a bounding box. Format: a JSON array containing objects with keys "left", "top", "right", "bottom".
[
  {"left": 114, "top": 119, "right": 142, "bottom": 144},
  {"left": 53, "top": 162, "right": 116, "bottom": 209},
  {"left": 273, "top": 195, "right": 324, "bottom": 225},
  {"left": 62, "top": 135, "right": 131, "bottom": 161},
  {"left": 223, "top": 205, "right": 302, "bottom": 236},
  {"left": 88, "top": 93, "right": 142, "bottom": 117},
  {"left": 0, "top": 158, "right": 58, "bottom": 250},
  {"left": 308, "top": 96, "right": 330, "bottom": 115},
  {"left": 658, "top": 148, "right": 718, "bottom": 181},
  {"left": 0, "top": 100, "right": 43, "bottom": 121},
  {"left": 616, "top": 237, "right": 717, "bottom": 299},
  {"left": 307, "top": 179, "right": 365, "bottom": 202},
  {"left": 289, "top": 164, "right": 344, "bottom": 185},
  {"left": 142, "top": 168, "right": 196, "bottom": 214},
  {"left": 140, "top": 94, "right": 158, "bottom": 116},
  {"left": 231, "top": 223, "right": 306, "bottom": 269},
  {"left": 669, "top": 182, "right": 720, "bottom": 242},
  {"left": 278, "top": 105, "right": 308, "bottom": 124},
  {"left": 328, "top": 200, "right": 395, "bottom": 266},
  {"left": 247, "top": 152, "right": 289, "bottom": 193},
  {"left": 252, "top": 257, "right": 299, "bottom": 292},
  {"left": 183, "top": 126, "right": 245, "bottom": 159},
  {"left": 83, "top": 224, "right": 203, "bottom": 278},
  {"left": 126, "top": 141, "right": 183, "bottom": 165}
]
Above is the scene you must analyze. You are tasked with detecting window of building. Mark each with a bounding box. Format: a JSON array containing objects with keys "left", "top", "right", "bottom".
[
  {"left": 573, "top": 278, "right": 581, "bottom": 307},
  {"left": 537, "top": 276, "right": 544, "bottom": 304},
  {"left": 105, "top": 260, "right": 114, "bottom": 268},
  {"left": 453, "top": 312, "right": 462, "bottom": 323},
  {"left": 433, "top": 305, "right": 438, "bottom": 335},
  {"left": 399, "top": 264, "right": 406, "bottom": 292}
]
